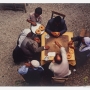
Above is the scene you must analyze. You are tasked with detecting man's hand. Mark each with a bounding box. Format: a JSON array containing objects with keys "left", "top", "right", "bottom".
[
  {"left": 51, "top": 32, "right": 57, "bottom": 36},
  {"left": 54, "top": 41, "right": 62, "bottom": 48},
  {"left": 68, "top": 40, "right": 75, "bottom": 49},
  {"left": 25, "top": 63, "right": 31, "bottom": 67},
  {"left": 44, "top": 45, "right": 50, "bottom": 50},
  {"left": 69, "top": 46, "right": 75, "bottom": 49},
  {"left": 51, "top": 32, "right": 60, "bottom": 37},
  {"left": 26, "top": 19, "right": 37, "bottom": 26},
  {"left": 57, "top": 32, "right": 60, "bottom": 36},
  {"left": 68, "top": 40, "right": 73, "bottom": 46}
]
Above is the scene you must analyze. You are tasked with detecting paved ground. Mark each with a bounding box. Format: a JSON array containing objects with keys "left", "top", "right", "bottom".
[{"left": 0, "top": 3, "right": 90, "bottom": 86}]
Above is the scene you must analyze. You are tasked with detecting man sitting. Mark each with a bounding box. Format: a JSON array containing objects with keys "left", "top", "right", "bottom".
[
  {"left": 49, "top": 41, "right": 71, "bottom": 78},
  {"left": 68, "top": 36, "right": 90, "bottom": 68},
  {"left": 45, "top": 16, "right": 67, "bottom": 37},
  {"left": 18, "top": 60, "right": 44, "bottom": 85},
  {"left": 21, "top": 34, "right": 50, "bottom": 61},
  {"left": 12, "top": 29, "right": 32, "bottom": 64},
  {"left": 27, "top": 7, "right": 42, "bottom": 26}
]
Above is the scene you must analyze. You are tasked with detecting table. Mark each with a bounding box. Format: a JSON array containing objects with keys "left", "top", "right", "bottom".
[{"left": 41, "top": 32, "right": 76, "bottom": 66}]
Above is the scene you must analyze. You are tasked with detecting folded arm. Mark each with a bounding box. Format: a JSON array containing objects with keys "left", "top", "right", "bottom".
[
  {"left": 60, "top": 20, "right": 67, "bottom": 35},
  {"left": 45, "top": 20, "right": 52, "bottom": 35}
]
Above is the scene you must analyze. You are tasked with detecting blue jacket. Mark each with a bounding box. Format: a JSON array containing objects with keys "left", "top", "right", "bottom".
[{"left": 45, "top": 18, "right": 67, "bottom": 35}]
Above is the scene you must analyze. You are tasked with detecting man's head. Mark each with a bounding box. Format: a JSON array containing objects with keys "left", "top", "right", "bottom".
[
  {"left": 31, "top": 60, "right": 40, "bottom": 68},
  {"left": 34, "top": 37, "right": 40, "bottom": 43},
  {"left": 25, "top": 60, "right": 40, "bottom": 68},
  {"left": 53, "top": 16, "right": 61, "bottom": 26},
  {"left": 54, "top": 53, "right": 62, "bottom": 64},
  {"left": 35, "top": 7, "right": 42, "bottom": 18}
]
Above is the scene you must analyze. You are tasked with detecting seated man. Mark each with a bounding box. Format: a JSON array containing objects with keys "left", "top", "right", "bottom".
[
  {"left": 68, "top": 36, "right": 90, "bottom": 68},
  {"left": 49, "top": 41, "right": 71, "bottom": 78},
  {"left": 68, "top": 36, "right": 90, "bottom": 52},
  {"left": 12, "top": 30, "right": 32, "bottom": 64},
  {"left": 45, "top": 16, "right": 67, "bottom": 37},
  {"left": 21, "top": 34, "right": 50, "bottom": 61},
  {"left": 18, "top": 60, "right": 44, "bottom": 85},
  {"left": 27, "top": 7, "right": 42, "bottom": 26}
]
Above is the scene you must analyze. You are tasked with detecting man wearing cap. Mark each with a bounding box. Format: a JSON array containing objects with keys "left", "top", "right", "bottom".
[{"left": 18, "top": 60, "right": 44, "bottom": 85}]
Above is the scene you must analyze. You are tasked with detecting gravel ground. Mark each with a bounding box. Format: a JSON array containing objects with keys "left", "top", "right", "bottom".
[{"left": 0, "top": 3, "right": 90, "bottom": 86}]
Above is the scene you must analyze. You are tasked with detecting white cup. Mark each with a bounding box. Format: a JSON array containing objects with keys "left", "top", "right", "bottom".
[
  {"left": 45, "top": 34, "right": 50, "bottom": 39},
  {"left": 44, "top": 56, "right": 49, "bottom": 61}
]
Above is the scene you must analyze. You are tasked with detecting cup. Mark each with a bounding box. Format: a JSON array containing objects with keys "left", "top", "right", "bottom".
[
  {"left": 44, "top": 56, "right": 49, "bottom": 61},
  {"left": 45, "top": 34, "right": 50, "bottom": 39}
]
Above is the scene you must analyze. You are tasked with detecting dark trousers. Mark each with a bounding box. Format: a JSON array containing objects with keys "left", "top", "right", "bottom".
[
  {"left": 71, "top": 36, "right": 83, "bottom": 48},
  {"left": 69, "top": 36, "right": 90, "bottom": 69},
  {"left": 75, "top": 48, "right": 90, "bottom": 68},
  {"left": 12, "top": 46, "right": 27, "bottom": 64},
  {"left": 42, "top": 62, "right": 54, "bottom": 81}
]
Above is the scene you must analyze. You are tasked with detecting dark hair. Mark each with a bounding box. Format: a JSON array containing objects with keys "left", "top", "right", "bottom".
[
  {"left": 31, "top": 34, "right": 39, "bottom": 40},
  {"left": 54, "top": 16, "right": 61, "bottom": 23},
  {"left": 54, "top": 53, "right": 62, "bottom": 64},
  {"left": 35, "top": 7, "right": 42, "bottom": 15}
]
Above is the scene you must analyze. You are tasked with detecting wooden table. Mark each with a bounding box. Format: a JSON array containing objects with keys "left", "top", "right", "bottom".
[{"left": 41, "top": 32, "right": 76, "bottom": 66}]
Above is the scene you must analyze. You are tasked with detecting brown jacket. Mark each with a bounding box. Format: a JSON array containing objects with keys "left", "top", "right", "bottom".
[{"left": 21, "top": 37, "right": 44, "bottom": 59}]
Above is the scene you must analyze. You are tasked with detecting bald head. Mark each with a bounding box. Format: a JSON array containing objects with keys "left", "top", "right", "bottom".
[{"left": 54, "top": 53, "right": 62, "bottom": 64}]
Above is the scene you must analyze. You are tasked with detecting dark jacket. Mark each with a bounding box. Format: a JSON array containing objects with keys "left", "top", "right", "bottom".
[
  {"left": 22, "top": 67, "right": 44, "bottom": 85},
  {"left": 45, "top": 18, "right": 67, "bottom": 36}
]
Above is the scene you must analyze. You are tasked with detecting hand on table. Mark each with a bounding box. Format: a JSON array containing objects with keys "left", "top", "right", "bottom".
[
  {"left": 68, "top": 40, "right": 73, "bottom": 46},
  {"left": 44, "top": 45, "right": 50, "bottom": 50},
  {"left": 69, "top": 45, "right": 75, "bottom": 49},
  {"left": 54, "top": 41, "right": 62, "bottom": 48},
  {"left": 68, "top": 40, "right": 75, "bottom": 49},
  {"left": 51, "top": 32, "right": 60, "bottom": 37}
]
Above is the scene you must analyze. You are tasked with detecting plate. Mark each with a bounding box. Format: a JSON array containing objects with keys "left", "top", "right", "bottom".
[{"left": 31, "top": 23, "right": 45, "bottom": 35}]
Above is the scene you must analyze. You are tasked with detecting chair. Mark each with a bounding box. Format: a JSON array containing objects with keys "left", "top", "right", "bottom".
[
  {"left": 2, "top": 3, "right": 27, "bottom": 13},
  {"left": 51, "top": 77, "right": 68, "bottom": 86},
  {"left": 51, "top": 11, "right": 66, "bottom": 19}
]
